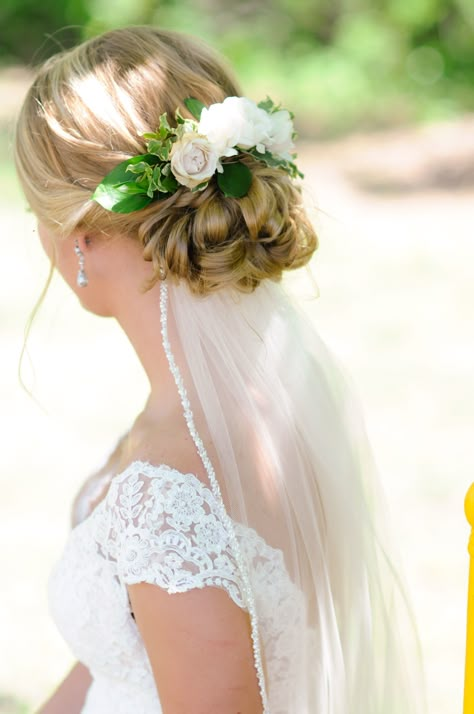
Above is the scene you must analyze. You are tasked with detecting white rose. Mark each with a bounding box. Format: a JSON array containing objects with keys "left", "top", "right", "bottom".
[
  {"left": 198, "top": 96, "right": 272, "bottom": 156},
  {"left": 264, "top": 109, "right": 296, "bottom": 160},
  {"left": 170, "top": 133, "right": 219, "bottom": 189}
]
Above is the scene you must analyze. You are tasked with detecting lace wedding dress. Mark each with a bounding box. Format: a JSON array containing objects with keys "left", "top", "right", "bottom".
[{"left": 48, "top": 460, "right": 306, "bottom": 714}]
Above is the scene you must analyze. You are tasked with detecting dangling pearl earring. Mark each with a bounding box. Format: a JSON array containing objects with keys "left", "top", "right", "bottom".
[{"left": 74, "top": 238, "right": 88, "bottom": 287}]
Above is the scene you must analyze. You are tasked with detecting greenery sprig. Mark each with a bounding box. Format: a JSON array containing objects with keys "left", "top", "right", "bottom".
[{"left": 91, "top": 96, "right": 303, "bottom": 214}]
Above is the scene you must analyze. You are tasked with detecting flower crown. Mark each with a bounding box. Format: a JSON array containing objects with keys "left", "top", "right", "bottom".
[{"left": 91, "top": 96, "right": 303, "bottom": 214}]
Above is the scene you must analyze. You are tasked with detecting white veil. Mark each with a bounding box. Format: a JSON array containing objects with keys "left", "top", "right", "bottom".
[{"left": 159, "top": 268, "right": 426, "bottom": 714}]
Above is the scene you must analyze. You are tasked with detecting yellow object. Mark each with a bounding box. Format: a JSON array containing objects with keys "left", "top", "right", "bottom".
[{"left": 464, "top": 483, "right": 474, "bottom": 713}]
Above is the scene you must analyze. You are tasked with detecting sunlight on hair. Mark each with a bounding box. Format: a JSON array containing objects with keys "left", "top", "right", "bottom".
[{"left": 71, "top": 73, "right": 147, "bottom": 137}]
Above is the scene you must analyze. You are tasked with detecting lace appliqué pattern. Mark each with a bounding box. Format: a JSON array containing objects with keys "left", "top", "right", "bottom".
[
  {"left": 48, "top": 459, "right": 307, "bottom": 713},
  {"left": 97, "top": 461, "right": 247, "bottom": 609}
]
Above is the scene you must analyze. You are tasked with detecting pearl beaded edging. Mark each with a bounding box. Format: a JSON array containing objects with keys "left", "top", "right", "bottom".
[{"left": 159, "top": 280, "right": 269, "bottom": 713}]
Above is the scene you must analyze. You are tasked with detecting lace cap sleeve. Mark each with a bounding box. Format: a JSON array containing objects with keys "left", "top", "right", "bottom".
[{"left": 102, "top": 461, "right": 248, "bottom": 611}]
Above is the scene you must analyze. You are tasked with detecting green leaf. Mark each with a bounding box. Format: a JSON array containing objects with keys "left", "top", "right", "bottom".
[
  {"left": 92, "top": 182, "right": 153, "bottom": 213},
  {"left": 142, "top": 114, "right": 174, "bottom": 145},
  {"left": 158, "top": 112, "right": 172, "bottom": 137},
  {"left": 174, "top": 107, "right": 185, "bottom": 124},
  {"left": 159, "top": 163, "right": 179, "bottom": 191},
  {"left": 126, "top": 161, "right": 156, "bottom": 198},
  {"left": 243, "top": 147, "right": 304, "bottom": 180},
  {"left": 92, "top": 154, "right": 153, "bottom": 189},
  {"left": 150, "top": 164, "right": 179, "bottom": 194},
  {"left": 288, "top": 162, "right": 304, "bottom": 179},
  {"left": 126, "top": 161, "right": 154, "bottom": 176},
  {"left": 258, "top": 97, "right": 276, "bottom": 113},
  {"left": 191, "top": 181, "right": 210, "bottom": 192},
  {"left": 184, "top": 97, "right": 206, "bottom": 120},
  {"left": 258, "top": 96, "right": 284, "bottom": 114},
  {"left": 119, "top": 181, "right": 151, "bottom": 194},
  {"left": 143, "top": 139, "right": 161, "bottom": 155},
  {"left": 217, "top": 161, "right": 252, "bottom": 198},
  {"left": 91, "top": 154, "right": 161, "bottom": 213},
  {"left": 161, "top": 173, "right": 179, "bottom": 193},
  {"left": 247, "top": 148, "right": 287, "bottom": 168},
  {"left": 156, "top": 138, "right": 173, "bottom": 161},
  {"left": 111, "top": 193, "right": 154, "bottom": 213}
]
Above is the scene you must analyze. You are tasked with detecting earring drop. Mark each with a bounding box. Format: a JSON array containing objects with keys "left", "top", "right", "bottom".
[{"left": 74, "top": 238, "right": 88, "bottom": 287}]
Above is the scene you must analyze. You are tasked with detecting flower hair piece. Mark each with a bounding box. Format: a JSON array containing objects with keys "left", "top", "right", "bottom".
[{"left": 91, "top": 96, "right": 304, "bottom": 214}]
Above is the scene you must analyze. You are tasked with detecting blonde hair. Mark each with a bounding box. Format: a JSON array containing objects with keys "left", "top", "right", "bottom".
[{"left": 15, "top": 26, "right": 318, "bottom": 295}]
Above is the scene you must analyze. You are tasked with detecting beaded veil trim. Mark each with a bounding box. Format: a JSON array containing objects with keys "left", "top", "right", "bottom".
[{"left": 159, "top": 280, "right": 269, "bottom": 713}]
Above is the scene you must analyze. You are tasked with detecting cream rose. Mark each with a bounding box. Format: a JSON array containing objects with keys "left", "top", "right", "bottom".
[
  {"left": 264, "top": 109, "right": 295, "bottom": 160},
  {"left": 170, "top": 133, "right": 219, "bottom": 189},
  {"left": 198, "top": 96, "right": 272, "bottom": 156}
]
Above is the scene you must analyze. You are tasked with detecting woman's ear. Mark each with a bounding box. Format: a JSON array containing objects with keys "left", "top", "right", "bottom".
[{"left": 72, "top": 232, "right": 92, "bottom": 253}]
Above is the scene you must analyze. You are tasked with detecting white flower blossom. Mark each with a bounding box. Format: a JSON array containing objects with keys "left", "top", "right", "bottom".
[
  {"left": 264, "top": 109, "right": 296, "bottom": 160},
  {"left": 198, "top": 96, "right": 272, "bottom": 156},
  {"left": 170, "top": 132, "right": 220, "bottom": 189}
]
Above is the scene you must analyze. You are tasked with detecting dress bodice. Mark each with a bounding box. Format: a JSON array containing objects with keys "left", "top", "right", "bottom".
[{"left": 48, "top": 461, "right": 306, "bottom": 714}]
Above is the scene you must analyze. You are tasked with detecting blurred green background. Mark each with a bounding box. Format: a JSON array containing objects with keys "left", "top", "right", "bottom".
[
  {"left": 1, "top": 0, "right": 474, "bottom": 135},
  {"left": 0, "top": 3, "right": 473, "bottom": 714}
]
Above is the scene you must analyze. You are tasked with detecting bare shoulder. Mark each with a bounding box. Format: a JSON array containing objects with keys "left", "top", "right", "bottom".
[{"left": 117, "top": 406, "right": 220, "bottom": 489}]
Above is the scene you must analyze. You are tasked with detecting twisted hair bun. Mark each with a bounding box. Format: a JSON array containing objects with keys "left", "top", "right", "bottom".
[
  {"left": 140, "top": 154, "right": 317, "bottom": 294},
  {"left": 14, "top": 26, "right": 318, "bottom": 295}
]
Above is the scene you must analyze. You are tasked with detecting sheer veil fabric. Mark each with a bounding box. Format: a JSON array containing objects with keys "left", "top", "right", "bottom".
[{"left": 159, "top": 270, "right": 426, "bottom": 714}]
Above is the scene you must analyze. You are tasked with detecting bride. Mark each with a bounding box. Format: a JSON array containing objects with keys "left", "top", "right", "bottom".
[{"left": 14, "top": 25, "right": 425, "bottom": 714}]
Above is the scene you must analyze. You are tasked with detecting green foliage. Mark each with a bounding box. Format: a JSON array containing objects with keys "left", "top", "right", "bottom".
[
  {"left": 184, "top": 97, "right": 205, "bottom": 120},
  {"left": 246, "top": 147, "right": 304, "bottom": 180},
  {"left": 91, "top": 154, "right": 158, "bottom": 212},
  {"left": 1, "top": 0, "right": 473, "bottom": 134},
  {"left": 217, "top": 161, "right": 252, "bottom": 198},
  {"left": 0, "top": 0, "right": 89, "bottom": 64}
]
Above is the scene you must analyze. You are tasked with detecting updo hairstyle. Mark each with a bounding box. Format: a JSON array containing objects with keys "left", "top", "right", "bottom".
[{"left": 14, "top": 26, "right": 318, "bottom": 294}]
